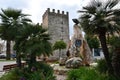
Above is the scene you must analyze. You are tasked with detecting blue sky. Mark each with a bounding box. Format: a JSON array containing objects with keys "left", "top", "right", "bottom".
[{"left": 0, "top": 0, "right": 90, "bottom": 36}]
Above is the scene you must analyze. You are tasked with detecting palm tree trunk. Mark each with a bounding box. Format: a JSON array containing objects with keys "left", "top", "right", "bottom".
[
  {"left": 16, "top": 53, "right": 22, "bottom": 68},
  {"left": 99, "top": 34, "right": 114, "bottom": 75},
  {"left": 112, "top": 47, "right": 120, "bottom": 78},
  {"left": 6, "top": 40, "right": 11, "bottom": 60},
  {"left": 29, "top": 53, "right": 36, "bottom": 69},
  {"left": 30, "top": 53, "right": 36, "bottom": 63}
]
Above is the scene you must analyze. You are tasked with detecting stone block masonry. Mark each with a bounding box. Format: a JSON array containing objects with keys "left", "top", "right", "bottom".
[{"left": 42, "top": 8, "right": 69, "bottom": 60}]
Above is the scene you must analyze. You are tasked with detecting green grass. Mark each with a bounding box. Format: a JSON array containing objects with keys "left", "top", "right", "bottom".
[{"left": 0, "top": 59, "right": 16, "bottom": 62}]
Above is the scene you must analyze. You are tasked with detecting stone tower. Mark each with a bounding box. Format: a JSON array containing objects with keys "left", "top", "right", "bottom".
[{"left": 42, "top": 8, "right": 69, "bottom": 59}]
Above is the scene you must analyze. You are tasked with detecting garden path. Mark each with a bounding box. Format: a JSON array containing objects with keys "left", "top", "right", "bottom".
[{"left": 0, "top": 61, "right": 68, "bottom": 80}]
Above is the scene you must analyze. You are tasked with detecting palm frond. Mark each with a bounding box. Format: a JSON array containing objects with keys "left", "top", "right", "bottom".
[
  {"left": 78, "top": 0, "right": 120, "bottom": 36},
  {"left": 1, "top": 8, "right": 21, "bottom": 19},
  {"left": 14, "top": 23, "right": 52, "bottom": 57},
  {"left": 77, "top": 10, "right": 87, "bottom": 13},
  {"left": 22, "top": 18, "right": 32, "bottom": 22},
  {"left": 82, "top": 6, "right": 96, "bottom": 14},
  {"left": 108, "top": 0, "right": 119, "bottom": 9},
  {"left": 104, "top": 0, "right": 111, "bottom": 10}
]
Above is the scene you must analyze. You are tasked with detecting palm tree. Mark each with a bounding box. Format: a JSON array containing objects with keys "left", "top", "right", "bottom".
[
  {"left": 14, "top": 24, "right": 53, "bottom": 68},
  {"left": 78, "top": 0, "right": 120, "bottom": 74},
  {"left": 109, "top": 36, "right": 120, "bottom": 78},
  {"left": 0, "top": 8, "right": 31, "bottom": 60}
]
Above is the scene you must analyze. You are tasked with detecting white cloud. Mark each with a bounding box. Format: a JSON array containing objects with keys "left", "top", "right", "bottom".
[
  {"left": 0, "top": 0, "right": 91, "bottom": 35},
  {"left": 24, "top": 0, "right": 91, "bottom": 35}
]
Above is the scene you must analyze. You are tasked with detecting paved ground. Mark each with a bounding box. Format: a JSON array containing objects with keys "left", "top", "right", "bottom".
[
  {"left": 0, "top": 60, "right": 67, "bottom": 80},
  {"left": 0, "top": 61, "right": 16, "bottom": 71},
  {"left": 55, "top": 74, "right": 67, "bottom": 80},
  {"left": 52, "top": 64, "right": 68, "bottom": 80},
  {"left": 0, "top": 61, "right": 16, "bottom": 77}
]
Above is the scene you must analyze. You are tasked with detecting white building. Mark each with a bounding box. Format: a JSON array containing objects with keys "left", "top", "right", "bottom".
[{"left": 92, "top": 48, "right": 104, "bottom": 60}]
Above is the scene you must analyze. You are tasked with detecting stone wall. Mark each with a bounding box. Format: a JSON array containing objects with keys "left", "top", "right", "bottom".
[{"left": 42, "top": 8, "right": 69, "bottom": 60}]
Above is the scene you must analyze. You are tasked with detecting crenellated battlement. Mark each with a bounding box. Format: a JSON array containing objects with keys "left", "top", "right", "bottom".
[
  {"left": 42, "top": 8, "right": 69, "bottom": 60},
  {"left": 47, "top": 8, "right": 68, "bottom": 15},
  {"left": 42, "top": 8, "right": 69, "bottom": 19}
]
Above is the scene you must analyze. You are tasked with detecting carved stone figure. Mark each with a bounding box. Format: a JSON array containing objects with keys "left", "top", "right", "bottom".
[
  {"left": 65, "top": 19, "right": 92, "bottom": 67},
  {"left": 70, "top": 19, "right": 83, "bottom": 57}
]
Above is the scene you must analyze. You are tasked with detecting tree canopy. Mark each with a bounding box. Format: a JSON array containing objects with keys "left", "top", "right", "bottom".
[
  {"left": 0, "top": 8, "right": 31, "bottom": 60},
  {"left": 78, "top": 0, "right": 120, "bottom": 75},
  {"left": 53, "top": 40, "right": 67, "bottom": 50}
]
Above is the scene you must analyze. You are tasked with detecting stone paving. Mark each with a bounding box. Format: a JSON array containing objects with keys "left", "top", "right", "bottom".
[
  {"left": 51, "top": 64, "right": 68, "bottom": 80},
  {"left": 0, "top": 61, "right": 16, "bottom": 77},
  {"left": 0, "top": 61, "right": 16, "bottom": 71},
  {"left": 0, "top": 61, "right": 67, "bottom": 80},
  {"left": 55, "top": 74, "right": 67, "bottom": 80}
]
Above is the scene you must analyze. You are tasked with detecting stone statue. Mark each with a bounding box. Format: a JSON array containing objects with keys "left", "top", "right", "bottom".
[
  {"left": 65, "top": 19, "right": 92, "bottom": 68},
  {"left": 70, "top": 19, "right": 83, "bottom": 57}
]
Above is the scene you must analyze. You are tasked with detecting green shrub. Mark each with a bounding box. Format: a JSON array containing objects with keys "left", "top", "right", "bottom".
[
  {"left": 96, "top": 59, "right": 108, "bottom": 74},
  {"left": 0, "top": 69, "right": 19, "bottom": 80},
  {"left": 0, "top": 62, "right": 56, "bottom": 80},
  {"left": 67, "top": 67, "right": 119, "bottom": 80},
  {"left": 67, "top": 67, "right": 104, "bottom": 80},
  {"left": 104, "top": 74, "right": 119, "bottom": 80},
  {"left": 109, "top": 36, "right": 120, "bottom": 48},
  {"left": 33, "top": 62, "right": 56, "bottom": 80},
  {"left": 33, "top": 62, "right": 54, "bottom": 76},
  {"left": 29, "top": 71, "right": 55, "bottom": 80}
]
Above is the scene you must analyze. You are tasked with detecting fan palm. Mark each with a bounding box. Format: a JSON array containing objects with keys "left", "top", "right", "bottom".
[
  {"left": 14, "top": 23, "right": 52, "bottom": 68},
  {"left": 78, "top": 0, "right": 120, "bottom": 74},
  {"left": 109, "top": 36, "right": 120, "bottom": 78},
  {"left": 0, "top": 8, "right": 31, "bottom": 60}
]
